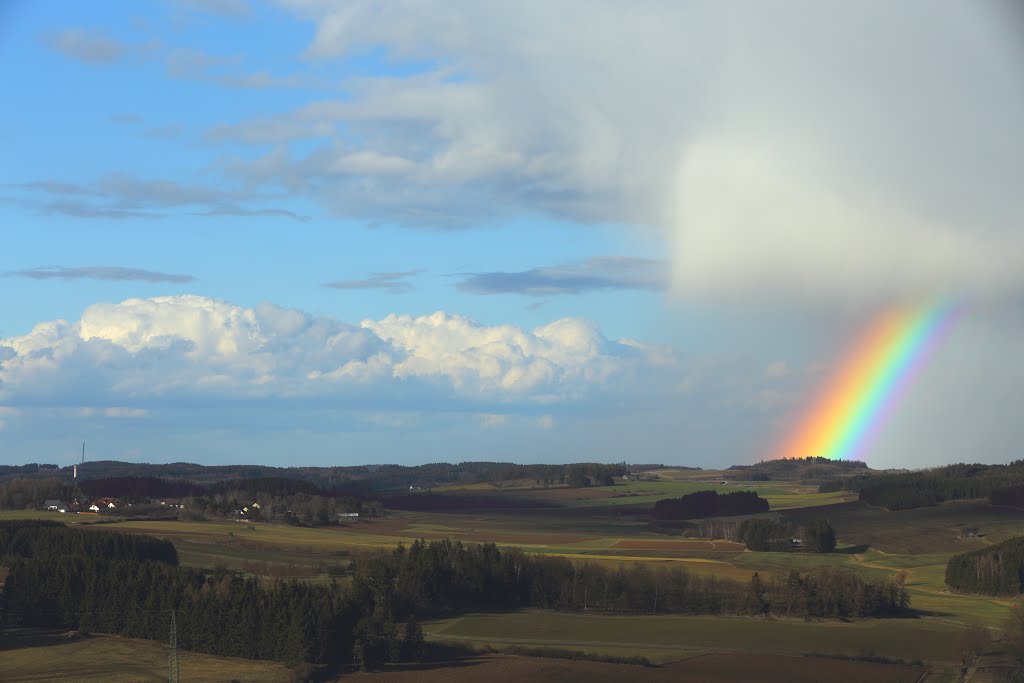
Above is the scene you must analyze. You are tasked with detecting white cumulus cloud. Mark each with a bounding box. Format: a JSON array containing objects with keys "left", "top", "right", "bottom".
[{"left": 0, "top": 295, "right": 665, "bottom": 409}]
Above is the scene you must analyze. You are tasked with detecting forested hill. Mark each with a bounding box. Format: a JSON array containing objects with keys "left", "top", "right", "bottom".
[
  {"left": 728, "top": 457, "right": 868, "bottom": 482},
  {"left": 821, "top": 461, "right": 1024, "bottom": 510}
]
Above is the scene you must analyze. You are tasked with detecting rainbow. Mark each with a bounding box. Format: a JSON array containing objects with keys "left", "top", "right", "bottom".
[{"left": 773, "top": 301, "right": 954, "bottom": 462}]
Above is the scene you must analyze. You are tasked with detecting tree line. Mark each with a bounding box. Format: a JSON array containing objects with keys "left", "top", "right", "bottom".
[
  {"left": 3, "top": 553, "right": 350, "bottom": 668},
  {"left": 180, "top": 489, "right": 380, "bottom": 526},
  {"left": 652, "top": 490, "right": 769, "bottom": 520},
  {"left": 733, "top": 518, "right": 835, "bottom": 553},
  {"left": 0, "top": 477, "right": 76, "bottom": 510},
  {"left": 0, "top": 520, "right": 177, "bottom": 565},
  {"left": 348, "top": 537, "right": 895, "bottom": 620},
  {"left": 77, "top": 475, "right": 353, "bottom": 507},
  {"left": 946, "top": 536, "right": 1024, "bottom": 595},
  {"left": 0, "top": 463, "right": 59, "bottom": 476}
]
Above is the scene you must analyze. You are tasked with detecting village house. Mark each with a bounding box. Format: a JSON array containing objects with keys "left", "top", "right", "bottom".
[
  {"left": 231, "top": 502, "right": 262, "bottom": 519},
  {"left": 43, "top": 499, "right": 67, "bottom": 512}
]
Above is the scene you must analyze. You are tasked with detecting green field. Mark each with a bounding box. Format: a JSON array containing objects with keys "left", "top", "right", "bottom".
[
  {"left": 428, "top": 475, "right": 854, "bottom": 510},
  {"left": 0, "top": 627, "right": 289, "bottom": 682},
  {"left": 348, "top": 652, "right": 925, "bottom": 682},
  {"left": 0, "top": 509, "right": 76, "bottom": 521}
]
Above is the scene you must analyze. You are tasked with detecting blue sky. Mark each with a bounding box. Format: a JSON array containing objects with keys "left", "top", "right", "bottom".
[{"left": 1, "top": 1, "right": 1022, "bottom": 468}]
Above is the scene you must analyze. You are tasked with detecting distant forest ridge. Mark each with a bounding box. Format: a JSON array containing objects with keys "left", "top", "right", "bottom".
[
  {"left": 0, "top": 457, "right": 878, "bottom": 504},
  {"left": 820, "top": 460, "right": 1024, "bottom": 510},
  {"left": 2, "top": 458, "right": 866, "bottom": 488},
  {"left": 0, "top": 460, "right": 633, "bottom": 494}
]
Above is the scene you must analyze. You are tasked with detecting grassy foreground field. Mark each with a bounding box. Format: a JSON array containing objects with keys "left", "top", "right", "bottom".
[
  {"left": 350, "top": 652, "right": 924, "bottom": 682},
  {"left": 425, "top": 611, "right": 965, "bottom": 664},
  {"left": 0, "top": 627, "right": 290, "bottom": 682}
]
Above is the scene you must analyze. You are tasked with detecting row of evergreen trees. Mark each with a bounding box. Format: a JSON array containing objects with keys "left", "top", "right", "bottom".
[
  {"left": 652, "top": 490, "right": 769, "bottom": 520},
  {"left": 353, "top": 538, "right": 905, "bottom": 620}
]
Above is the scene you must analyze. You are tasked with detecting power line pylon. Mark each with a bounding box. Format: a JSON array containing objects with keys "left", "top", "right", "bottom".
[{"left": 168, "top": 609, "right": 179, "bottom": 683}]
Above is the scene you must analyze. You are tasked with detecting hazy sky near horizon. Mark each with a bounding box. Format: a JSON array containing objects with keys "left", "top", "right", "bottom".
[{"left": 1, "top": 1, "right": 1022, "bottom": 469}]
